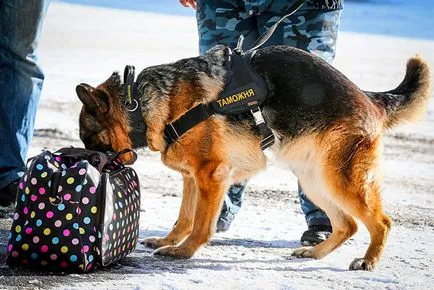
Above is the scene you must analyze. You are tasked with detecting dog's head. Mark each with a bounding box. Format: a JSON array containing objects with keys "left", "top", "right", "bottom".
[{"left": 76, "top": 72, "right": 133, "bottom": 157}]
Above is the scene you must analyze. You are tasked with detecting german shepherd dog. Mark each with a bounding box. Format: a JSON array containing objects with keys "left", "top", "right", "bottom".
[{"left": 76, "top": 46, "right": 431, "bottom": 270}]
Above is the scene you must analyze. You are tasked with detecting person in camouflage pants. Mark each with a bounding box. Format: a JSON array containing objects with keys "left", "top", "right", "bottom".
[{"left": 180, "top": 0, "right": 343, "bottom": 245}]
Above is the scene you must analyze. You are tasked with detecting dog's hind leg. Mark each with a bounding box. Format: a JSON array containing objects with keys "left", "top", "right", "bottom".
[
  {"left": 291, "top": 180, "right": 358, "bottom": 260},
  {"left": 154, "top": 161, "right": 230, "bottom": 258},
  {"left": 330, "top": 135, "right": 392, "bottom": 271},
  {"left": 282, "top": 135, "right": 358, "bottom": 260},
  {"left": 289, "top": 131, "right": 391, "bottom": 270},
  {"left": 318, "top": 133, "right": 391, "bottom": 271},
  {"left": 347, "top": 209, "right": 392, "bottom": 271},
  {"left": 142, "top": 174, "right": 197, "bottom": 249}
]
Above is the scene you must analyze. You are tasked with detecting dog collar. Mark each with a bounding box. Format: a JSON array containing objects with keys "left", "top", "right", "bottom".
[
  {"left": 122, "top": 66, "right": 148, "bottom": 149},
  {"left": 121, "top": 66, "right": 217, "bottom": 150}
]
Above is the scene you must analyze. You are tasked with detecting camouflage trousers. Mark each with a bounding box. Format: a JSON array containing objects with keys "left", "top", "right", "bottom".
[
  {"left": 197, "top": 0, "right": 342, "bottom": 63},
  {"left": 196, "top": 0, "right": 342, "bottom": 228}
]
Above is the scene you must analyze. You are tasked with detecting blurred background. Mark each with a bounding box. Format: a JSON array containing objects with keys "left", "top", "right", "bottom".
[{"left": 59, "top": 0, "right": 434, "bottom": 40}]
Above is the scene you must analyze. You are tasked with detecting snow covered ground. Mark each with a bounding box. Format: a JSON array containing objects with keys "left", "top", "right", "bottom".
[{"left": 0, "top": 1, "right": 433, "bottom": 289}]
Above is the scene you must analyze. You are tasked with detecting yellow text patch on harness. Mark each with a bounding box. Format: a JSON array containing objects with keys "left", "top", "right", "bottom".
[
  {"left": 217, "top": 88, "right": 255, "bottom": 107},
  {"left": 211, "top": 51, "right": 267, "bottom": 115}
]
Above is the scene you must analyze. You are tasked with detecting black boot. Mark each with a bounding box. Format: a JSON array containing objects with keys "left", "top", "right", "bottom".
[
  {"left": 300, "top": 225, "right": 332, "bottom": 246},
  {"left": 216, "top": 182, "right": 245, "bottom": 233},
  {"left": 216, "top": 210, "right": 235, "bottom": 233},
  {"left": 0, "top": 179, "right": 19, "bottom": 218}
]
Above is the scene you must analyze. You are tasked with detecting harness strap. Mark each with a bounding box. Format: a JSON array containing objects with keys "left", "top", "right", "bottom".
[
  {"left": 164, "top": 104, "right": 215, "bottom": 145},
  {"left": 123, "top": 65, "right": 136, "bottom": 105},
  {"left": 163, "top": 104, "right": 275, "bottom": 150}
]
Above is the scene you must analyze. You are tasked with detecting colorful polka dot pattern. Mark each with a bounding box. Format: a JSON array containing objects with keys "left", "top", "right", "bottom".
[
  {"left": 101, "top": 169, "right": 140, "bottom": 266},
  {"left": 6, "top": 150, "right": 141, "bottom": 272}
]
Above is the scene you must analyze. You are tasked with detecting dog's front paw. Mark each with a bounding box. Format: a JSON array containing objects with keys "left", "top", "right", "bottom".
[
  {"left": 291, "top": 246, "right": 316, "bottom": 258},
  {"left": 349, "top": 258, "right": 375, "bottom": 271},
  {"left": 153, "top": 245, "right": 195, "bottom": 259},
  {"left": 141, "top": 237, "right": 176, "bottom": 249}
]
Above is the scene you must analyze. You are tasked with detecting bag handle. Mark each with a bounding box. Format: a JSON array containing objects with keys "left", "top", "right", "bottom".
[
  {"left": 54, "top": 148, "right": 109, "bottom": 172},
  {"left": 111, "top": 148, "right": 138, "bottom": 165},
  {"left": 54, "top": 147, "right": 138, "bottom": 170}
]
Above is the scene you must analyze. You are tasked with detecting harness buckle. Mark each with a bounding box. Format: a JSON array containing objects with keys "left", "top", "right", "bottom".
[
  {"left": 250, "top": 107, "right": 265, "bottom": 125},
  {"left": 250, "top": 107, "right": 275, "bottom": 150},
  {"left": 234, "top": 35, "right": 245, "bottom": 54},
  {"left": 168, "top": 124, "right": 180, "bottom": 139},
  {"left": 164, "top": 123, "right": 180, "bottom": 143}
]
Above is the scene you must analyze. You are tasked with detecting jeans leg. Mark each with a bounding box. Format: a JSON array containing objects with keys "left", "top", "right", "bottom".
[
  {"left": 298, "top": 182, "right": 331, "bottom": 227},
  {"left": 0, "top": 0, "right": 50, "bottom": 189},
  {"left": 218, "top": 181, "right": 247, "bottom": 225}
]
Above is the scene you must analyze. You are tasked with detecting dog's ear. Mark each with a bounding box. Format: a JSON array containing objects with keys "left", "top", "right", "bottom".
[
  {"left": 76, "top": 84, "right": 108, "bottom": 114},
  {"left": 107, "top": 72, "right": 122, "bottom": 90}
]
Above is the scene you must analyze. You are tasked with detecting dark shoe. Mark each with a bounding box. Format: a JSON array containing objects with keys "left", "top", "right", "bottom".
[
  {"left": 0, "top": 179, "right": 19, "bottom": 218},
  {"left": 300, "top": 225, "right": 332, "bottom": 246},
  {"left": 216, "top": 212, "right": 235, "bottom": 233},
  {"left": 215, "top": 182, "right": 246, "bottom": 233}
]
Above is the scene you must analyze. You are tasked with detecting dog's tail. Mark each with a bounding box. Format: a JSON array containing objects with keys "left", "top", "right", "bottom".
[{"left": 364, "top": 55, "right": 432, "bottom": 129}]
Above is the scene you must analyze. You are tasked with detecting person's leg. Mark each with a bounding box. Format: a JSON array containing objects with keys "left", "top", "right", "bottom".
[
  {"left": 298, "top": 184, "right": 333, "bottom": 245},
  {"left": 196, "top": 0, "right": 259, "bottom": 54},
  {"left": 257, "top": 8, "right": 342, "bottom": 244},
  {"left": 0, "top": 0, "right": 50, "bottom": 210},
  {"left": 215, "top": 181, "right": 246, "bottom": 232},
  {"left": 281, "top": 9, "right": 342, "bottom": 63},
  {"left": 257, "top": 9, "right": 341, "bottom": 61},
  {"left": 196, "top": 0, "right": 258, "bottom": 232}
]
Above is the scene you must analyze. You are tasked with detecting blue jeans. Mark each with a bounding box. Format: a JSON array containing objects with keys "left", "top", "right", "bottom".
[
  {"left": 0, "top": 0, "right": 50, "bottom": 189},
  {"left": 197, "top": 2, "right": 342, "bottom": 228},
  {"left": 223, "top": 182, "right": 331, "bottom": 228}
]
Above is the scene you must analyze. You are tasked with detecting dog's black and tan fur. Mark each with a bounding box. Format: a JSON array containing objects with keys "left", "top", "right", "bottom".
[{"left": 77, "top": 46, "right": 431, "bottom": 270}]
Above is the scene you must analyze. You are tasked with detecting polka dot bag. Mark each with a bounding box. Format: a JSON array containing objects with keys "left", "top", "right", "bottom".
[{"left": 6, "top": 148, "right": 141, "bottom": 272}]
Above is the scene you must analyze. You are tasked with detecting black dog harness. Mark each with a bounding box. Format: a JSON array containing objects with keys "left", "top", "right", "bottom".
[
  {"left": 122, "top": 49, "right": 274, "bottom": 151},
  {"left": 163, "top": 47, "right": 275, "bottom": 150},
  {"left": 121, "top": 0, "right": 304, "bottom": 151}
]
